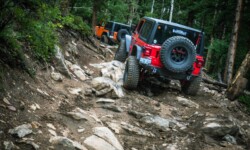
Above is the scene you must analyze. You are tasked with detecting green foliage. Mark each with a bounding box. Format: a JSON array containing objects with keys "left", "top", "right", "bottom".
[
  {"left": 239, "top": 94, "right": 250, "bottom": 112},
  {"left": 61, "top": 15, "right": 91, "bottom": 35},
  {"left": 0, "top": 0, "right": 91, "bottom": 65}
]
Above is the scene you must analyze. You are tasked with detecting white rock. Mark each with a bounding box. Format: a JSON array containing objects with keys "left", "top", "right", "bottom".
[
  {"left": 90, "top": 61, "right": 125, "bottom": 85},
  {"left": 67, "top": 107, "right": 89, "bottom": 120},
  {"left": 7, "top": 106, "right": 16, "bottom": 112},
  {"left": 48, "top": 129, "right": 57, "bottom": 136},
  {"left": 78, "top": 128, "right": 85, "bottom": 133},
  {"left": 205, "top": 122, "right": 221, "bottom": 128},
  {"left": 107, "top": 121, "right": 122, "bottom": 134},
  {"left": 9, "top": 124, "right": 33, "bottom": 138},
  {"left": 70, "top": 64, "right": 88, "bottom": 81},
  {"left": 166, "top": 143, "right": 178, "bottom": 150},
  {"left": 47, "top": 123, "right": 56, "bottom": 130},
  {"left": 96, "top": 98, "right": 115, "bottom": 103},
  {"left": 67, "top": 87, "right": 82, "bottom": 95},
  {"left": 37, "top": 88, "right": 49, "bottom": 96},
  {"left": 93, "top": 127, "right": 123, "bottom": 150},
  {"left": 92, "top": 77, "right": 124, "bottom": 98},
  {"left": 141, "top": 115, "right": 176, "bottom": 131},
  {"left": 50, "top": 136, "right": 87, "bottom": 150},
  {"left": 3, "top": 97, "right": 11, "bottom": 105},
  {"left": 51, "top": 72, "right": 63, "bottom": 81},
  {"left": 176, "top": 97, "right": 199, "bottom": 108},
  {"left": 84, "top": 135, "right": 117, "bottom": 150},
  {"left": 4, "top": 141, "right": 18, "bottom": 150},
  {"left": 54, "top": 45, "right": 71, "bottom": 78}
]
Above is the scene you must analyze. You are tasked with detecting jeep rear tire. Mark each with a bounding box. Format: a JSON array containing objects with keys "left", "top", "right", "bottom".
[
  {"left": 123, "top": 56, "right": 139, "bottom": 89},
  {"left": 160, "top": 36, "right": 196, "bottom": 73},
  {"left": 117, "top": 29, "right": 129, "bottom": 42},
  {"left": 114, "top": 39, "right": 127, "bottom": 62},
  {"left": 101, "top": 34, "right": 109, "bottom": 43},
  {"left": 181, "top": 74, "right": 201, "bottom": 96}
]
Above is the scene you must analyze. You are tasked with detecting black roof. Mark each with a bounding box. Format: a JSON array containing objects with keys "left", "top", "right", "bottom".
[
  {"left": 143, "top": 17, "right": 201, "bottom": 33},
  {"left": 107, "top": 21, "right": 131, "bottom": 27}
]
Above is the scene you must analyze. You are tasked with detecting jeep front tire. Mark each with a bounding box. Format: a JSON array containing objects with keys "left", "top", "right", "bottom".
[
  {"left": 114, "top": 39, "right": 127, "bottom": 62},
  {"left": 123, "top": 56, "right": 139, "bottom": 89},
  {"left": 181, "top": 75, "right": 201, "bottom": 95},
  {"left": 160, "top": 36, "right": 196, "bottom": 73},
  {"left": 101, "top": 34, "right": 109, "bottom": 44}
]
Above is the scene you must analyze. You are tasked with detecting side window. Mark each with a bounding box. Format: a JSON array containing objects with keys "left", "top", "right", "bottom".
[
  {"left": 139, "top": 21, "right": 153, "bottom": 42},
  {"left": 114, "top": 24, "right": 119, "bottom": 31},
  {"left": 135, "top": 20, "right": 145, "bottom": 33}
]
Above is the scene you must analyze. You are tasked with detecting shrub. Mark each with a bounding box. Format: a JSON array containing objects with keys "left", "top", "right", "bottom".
[
  {"left": 61, "top": 15, "right": 91, "bottom": 35},
  {"left": 239, "top": 94, "right": 250, "bottom": 112}
]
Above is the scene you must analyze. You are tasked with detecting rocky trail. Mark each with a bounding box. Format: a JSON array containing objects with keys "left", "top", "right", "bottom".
[{"left": 0, "top": 31, "right": 250, "bottom": 150}]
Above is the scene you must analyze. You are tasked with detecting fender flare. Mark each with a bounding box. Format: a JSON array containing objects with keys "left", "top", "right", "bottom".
[
  {"left": 130, "top": 45, "right": 142, "bottom": 60},
  {"left": 125, "top": 35, "right": 132, "bottom": 53}
]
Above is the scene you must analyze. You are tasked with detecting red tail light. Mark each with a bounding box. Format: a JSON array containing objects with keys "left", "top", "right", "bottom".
[
  {"left": 196, "top": 61, "right": 203, "bottom": 68},
  {"left": 144, "top": 47, "right": 152, "bottom": 56}
]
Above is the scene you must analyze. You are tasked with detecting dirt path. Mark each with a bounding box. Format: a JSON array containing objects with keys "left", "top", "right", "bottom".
[{"left": 0, "top": 34, "right": 250, "bottom": 150}]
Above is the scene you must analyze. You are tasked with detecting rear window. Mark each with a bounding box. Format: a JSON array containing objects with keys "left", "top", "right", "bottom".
[
  {"left": 153, "top": 23, "right": 200, "bottom": 46},
  {"left": 114, "top": 24, "right": 130, "bottom": 32}
]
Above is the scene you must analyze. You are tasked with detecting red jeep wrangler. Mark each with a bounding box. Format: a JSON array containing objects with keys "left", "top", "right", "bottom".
[{"left": 114, "top": 17, "right": 205, "bottom": 95}]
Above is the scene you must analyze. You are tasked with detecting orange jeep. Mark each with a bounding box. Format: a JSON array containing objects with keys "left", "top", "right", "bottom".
[{"left": 95, "top": 21, "right": 131, "bottom": 44}]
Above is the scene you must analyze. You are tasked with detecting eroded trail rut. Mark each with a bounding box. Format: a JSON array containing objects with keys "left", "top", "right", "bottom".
[{"left": 0, "top": 33, "right": 250, "bottom": 150}]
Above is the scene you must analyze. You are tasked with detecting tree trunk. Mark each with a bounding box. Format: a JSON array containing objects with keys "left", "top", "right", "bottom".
[
  {"left": 92, "top": 0, "right": 101, "bottom": 33},
  {"left": 150, "top": 0, "right": 155, "bottom": 14},
  {"left": 127, "top": 0, "right": 135, "bottom": 25},
  {"left": 205, "top": 37, "right": 214, "bottom": 71},
  {"left": 223, "top": 0, "right": 243, "bottom": 84},
  {"left": 169, "top": 0, "right": 174, "bottom": 22},
  {"left": 227, "top": 50, "right": 250, "bottom": 100}
]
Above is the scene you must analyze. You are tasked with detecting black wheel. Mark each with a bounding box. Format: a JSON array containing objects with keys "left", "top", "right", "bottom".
[
  {"left": 117, "top": 29, "right": 129, "bottom": 42},
  {"left": 123, "top": 56, "right": 139, "bottom": 89},
  {"left": 114, "top": 39, "right": 127, "bottom": 62},
  {"left": 160, "top": 36, "right": 196, "bottom": 73},
  {"left": 101, "top": 34, "right": 109, "bottom": 43},
  {"left": 181, "top": 75, "right": 202, "bottom": 96}
]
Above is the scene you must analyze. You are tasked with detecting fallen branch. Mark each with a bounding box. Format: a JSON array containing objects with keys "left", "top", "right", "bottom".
[{"left": 202, "top": 71, "right": 228, "bottom": 88}]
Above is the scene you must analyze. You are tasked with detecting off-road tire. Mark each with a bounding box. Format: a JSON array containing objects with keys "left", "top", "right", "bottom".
[
  {"left": 114, "top": 39, "right": 127, "bottom": 62},
  {"left": 181, "top": 75, "right": 202, "bottom": 96},
  {"left": 101, "top": 34, "right": 109, "bottom": 43},
  {"left": 123, "top": 56, "right": 139, "bottom": 89},
  {"left": 117, "top": 29, "right": 129, "bottom": 42},
  {"left": 160, "top": 36, "right": 196, "bottom": 73}
]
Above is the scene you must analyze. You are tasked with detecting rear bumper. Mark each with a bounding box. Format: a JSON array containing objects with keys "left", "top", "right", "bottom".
[{"left": 139, "top": 64, "right": 199, "bottom": 81}]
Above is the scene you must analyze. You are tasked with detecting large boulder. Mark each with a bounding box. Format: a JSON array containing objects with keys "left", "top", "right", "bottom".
[
  {"left": 91, "top": 77, "right": 124, "bottom": 98},
  {"left": 53, "top": 45, "right": 71, "bottom": 78},
  {"left": 8, "top": 124, "right": 33, "bottom": 138},
  {"left": 202, "top": 115, "right": 239, "bottom": 138},
  {"left": 91, "top": 61, "right": 125, "bottom": 85},
  {"left": 141, "top": 115, "right": 176, "bottom": 131},
  {"left": 84, "top": 127, "right": 123, "bottom": 150}
]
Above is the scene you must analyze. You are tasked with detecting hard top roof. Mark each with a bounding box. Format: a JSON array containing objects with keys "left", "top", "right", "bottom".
[
  {"left": 143, "top": 17, "right": 201, "bottom": 33},
  {"left": 107, "top": 21, "right": 131, "bottom": 27}
]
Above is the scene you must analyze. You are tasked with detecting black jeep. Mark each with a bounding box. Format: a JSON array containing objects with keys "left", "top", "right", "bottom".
[{"left": 95, "top": 21, "right": 131, "bottom": 44}]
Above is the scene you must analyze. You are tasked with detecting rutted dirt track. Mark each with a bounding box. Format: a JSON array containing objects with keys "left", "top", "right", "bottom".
[{"left": 1, "top": 31, "right": 250, "bottom": 150}]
